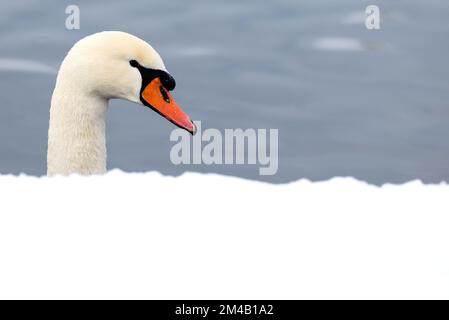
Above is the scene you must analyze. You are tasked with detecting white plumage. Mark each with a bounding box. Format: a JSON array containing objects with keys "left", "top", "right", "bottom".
[{"left": 47, "top": 31, "right": 167, "bottom": 176}]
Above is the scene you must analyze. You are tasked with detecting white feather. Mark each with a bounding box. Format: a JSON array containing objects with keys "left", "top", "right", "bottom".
[{"left": 47, "top": 31, "right": 166, "bottom": 176}]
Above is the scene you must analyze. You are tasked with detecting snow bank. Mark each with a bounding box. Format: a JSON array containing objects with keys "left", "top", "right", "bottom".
[{"left": 0, "top": 171, "right": 448, "bottom": 299}]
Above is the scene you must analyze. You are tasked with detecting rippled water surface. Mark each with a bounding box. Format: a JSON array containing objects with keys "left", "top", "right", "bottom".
[{"left": 0, "top": 0, "right": 448, "bottom": 184}]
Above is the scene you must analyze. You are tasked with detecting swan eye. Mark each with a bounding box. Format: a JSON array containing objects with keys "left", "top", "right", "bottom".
[
  {"left": 159, "top": 86, "right": 170, "bottom": 103},
  {"left": 129, "top": 60, "right": 139, "bottom": 68}
]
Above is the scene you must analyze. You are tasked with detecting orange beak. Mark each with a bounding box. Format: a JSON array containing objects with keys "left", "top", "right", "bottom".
[{"left": 141, "top": 78, "right": 196, "bottom": 135}]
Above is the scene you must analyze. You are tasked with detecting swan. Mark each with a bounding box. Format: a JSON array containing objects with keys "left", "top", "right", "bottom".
[{"left": 47, "top": 31, "right": 196, "bottom": 176}]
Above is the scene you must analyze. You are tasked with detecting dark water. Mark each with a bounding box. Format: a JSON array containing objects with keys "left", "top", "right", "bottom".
[{"left": 0, "top": 0, "right": 448, "bottom": 184}]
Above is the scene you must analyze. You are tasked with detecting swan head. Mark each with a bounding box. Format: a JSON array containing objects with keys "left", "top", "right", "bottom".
[{"left": 60, "top": 31, "right": 196, "bottom": 134}]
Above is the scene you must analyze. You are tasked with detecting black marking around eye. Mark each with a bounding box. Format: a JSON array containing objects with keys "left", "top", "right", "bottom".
[{"left": 130, "top": 60, "right": 176, "bottom": 94}]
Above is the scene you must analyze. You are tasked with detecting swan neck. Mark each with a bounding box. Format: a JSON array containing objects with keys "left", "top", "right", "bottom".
[{"left": 47, "top": 83, "right": 108, "bottom": 176}]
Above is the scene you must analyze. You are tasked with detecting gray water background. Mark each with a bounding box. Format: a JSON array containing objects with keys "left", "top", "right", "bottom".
[{"left": 0, "top": 0, "right": 448, "bottom": 184}]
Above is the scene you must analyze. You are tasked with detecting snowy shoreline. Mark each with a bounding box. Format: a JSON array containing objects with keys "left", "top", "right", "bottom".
[{"left": 0, "top": 171, "right": 448, "bottom": 299}]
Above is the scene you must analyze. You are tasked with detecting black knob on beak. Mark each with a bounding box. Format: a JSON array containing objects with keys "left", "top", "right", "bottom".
[{"left": 161, "top": 73, "right": 176, "bottom": 91}]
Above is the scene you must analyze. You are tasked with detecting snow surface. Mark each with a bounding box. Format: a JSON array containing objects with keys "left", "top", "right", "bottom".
[{"left": 0, "top": 170, "right": 448, "bottom": 299}]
